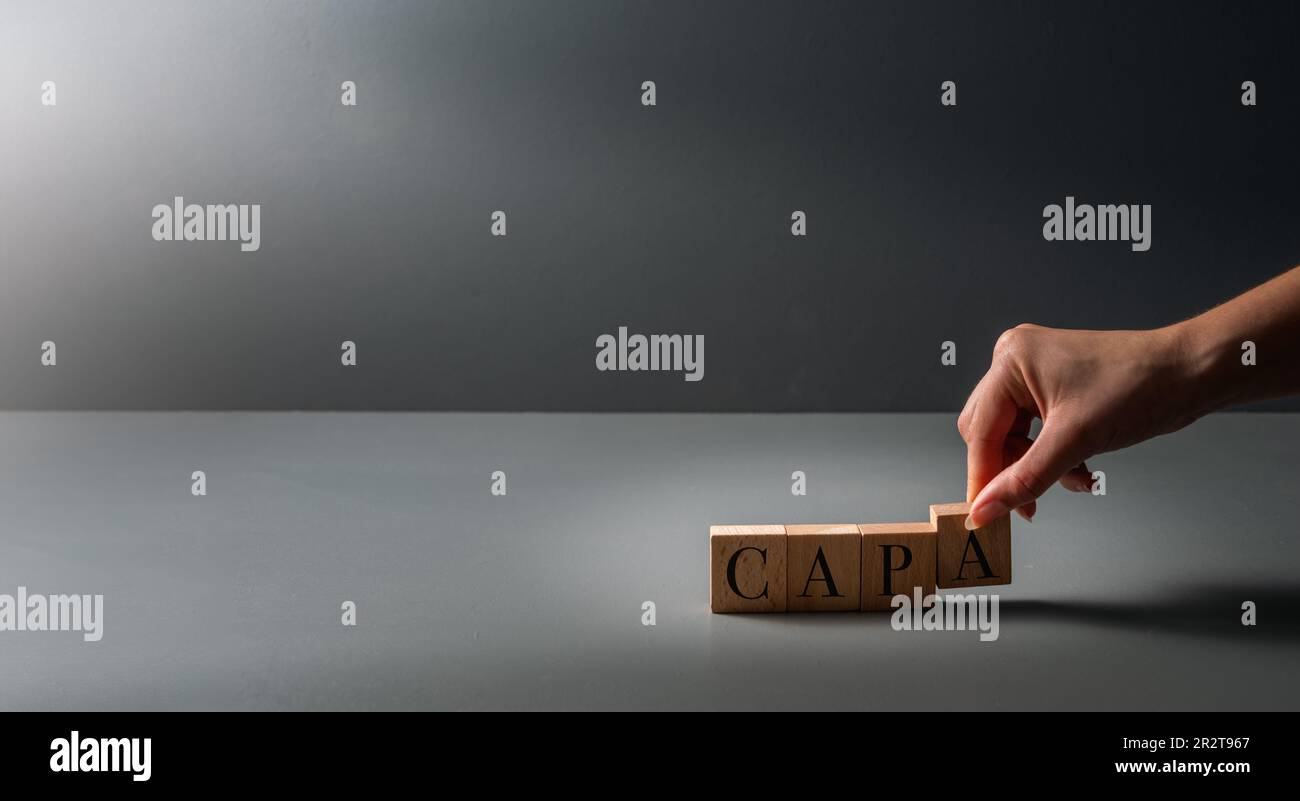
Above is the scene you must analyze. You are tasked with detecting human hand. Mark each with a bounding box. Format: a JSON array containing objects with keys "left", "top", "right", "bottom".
[{"left": 959, "top": 323, "right": 1211, "bottom": 529}]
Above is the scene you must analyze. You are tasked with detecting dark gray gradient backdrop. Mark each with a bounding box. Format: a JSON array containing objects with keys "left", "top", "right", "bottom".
[{"left": 2, "top": 0, "right": 1298, "bottom": 411}]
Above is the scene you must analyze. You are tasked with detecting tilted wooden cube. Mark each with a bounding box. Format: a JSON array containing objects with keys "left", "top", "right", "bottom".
[{"left": 930, "top": 502, "right": 1012, "bottom": 589}]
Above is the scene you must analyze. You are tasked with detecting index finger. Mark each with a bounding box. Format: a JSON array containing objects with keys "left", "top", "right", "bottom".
[{"left": 960, "top": 370, "right": 1022, "bottom": 503}]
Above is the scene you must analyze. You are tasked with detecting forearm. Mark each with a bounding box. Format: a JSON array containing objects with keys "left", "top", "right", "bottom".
[{"left": 1168, "top": 265, "right": 1300, "bottom": 413}]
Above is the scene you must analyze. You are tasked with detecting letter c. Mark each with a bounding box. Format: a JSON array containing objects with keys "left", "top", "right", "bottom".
[{"left": 726, "top": 547, "right": 769, "bottom": 600}]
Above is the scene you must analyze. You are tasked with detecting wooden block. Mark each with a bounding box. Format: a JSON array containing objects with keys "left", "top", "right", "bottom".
[
  {"left": 858, "top": 522, "right": 937, "bottom": 611},
  {"left": 710, "top": 525, "right": 788, "bottom": 613},
  {"left": 786, "top": 524, "right": 861, "bottom": 612},
  {"left": 930, "top": 502, "right": 1011, "bottom": 588}
]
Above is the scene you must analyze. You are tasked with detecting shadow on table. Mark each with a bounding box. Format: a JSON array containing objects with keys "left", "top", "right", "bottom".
[
  {"left": 741, "top": 582, "right": 1300, "bottom": 643},
  {"left": 1000, "top": 581, "right": 1300, "bottom": 643}
]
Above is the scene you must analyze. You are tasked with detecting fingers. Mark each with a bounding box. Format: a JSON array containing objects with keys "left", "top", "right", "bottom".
[
  {"left": 967, "top": 419, "right": 1090, "bottom": 529},
  {"left": 1015, "top": 501, "right": 1037, "bottom": 523},
  {"left": 1002, "top": 441, "right": 1088, "bottom": 521},
  {"left": 1002, "top": 434, "right": 1037, "bottom": 522},
  {"left": 1060, "top": 462, "right": 1094, "bottom": 492},
  {"left": 959, "top": 374, "right": 1021, "bottom": 503}
]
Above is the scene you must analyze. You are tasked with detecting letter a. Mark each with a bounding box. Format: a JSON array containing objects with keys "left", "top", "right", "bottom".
[
  {"left": 955, "top": 531, "right": 997, "bottom": 580},
  {"left": 941, "top": 340, "right": 956, "bottom": 365},
  {"left": 595, "top": 334, "right": 616, "bottom": 370},
  {"left": 50, "top": 738, "right": 71, "bottom": 772},
  {"left": 1042, "top": 204, "right": 1063, "bottom": 241},
  {"left": 151, "top": 204, "right": 173, "bottom": 241},
  {"left": 941, "top": 80, "right": 956, "bottom": 106},
  {"left": 798, "top": 547, "right": 842, "bottom": 598}
]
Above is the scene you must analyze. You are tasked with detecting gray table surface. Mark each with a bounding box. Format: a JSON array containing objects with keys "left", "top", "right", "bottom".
[{"left": 1, "top": 412, "right": 1297, "bottom": 711}]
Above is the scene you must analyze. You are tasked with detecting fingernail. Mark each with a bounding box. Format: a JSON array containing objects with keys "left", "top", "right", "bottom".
[
  {"left": 965, "top": 499, "right": 1008, "bottom": 530},
  {"left": 1015, "top": 506, "right": 1034, "bottom": 523}
]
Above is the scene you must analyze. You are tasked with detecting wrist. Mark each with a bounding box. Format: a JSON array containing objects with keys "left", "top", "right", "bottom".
[{"left": 1161, "top": 317, "right": 1238, "bottom": 414}]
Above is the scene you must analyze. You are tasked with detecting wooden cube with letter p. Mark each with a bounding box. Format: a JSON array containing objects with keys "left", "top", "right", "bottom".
[
  {"left": 786, "top": 524, "right": 861, "bottom": 612},
  {"left": 858, "top": 522, "right": 937, "bottom": 611},
  {"left": 709, "top": 525, "right": 788, "bottom": 613},
  {"left": 931, "top": 502, "right": 1011, "bottom": 588}
]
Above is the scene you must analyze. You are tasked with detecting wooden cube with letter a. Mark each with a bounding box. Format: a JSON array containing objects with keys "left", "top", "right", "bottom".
[
  {"left": 858, "top": 522, "right": 937, "bottom": 611},
  {"left": 786, "top": 524, "right": 861, "bottom": 612},
  {"left": 930, "top": 502, "right": 1011, "bottom": 588},
  {"left": 710, "top": 525, "right": 788, "bottom": 613}
]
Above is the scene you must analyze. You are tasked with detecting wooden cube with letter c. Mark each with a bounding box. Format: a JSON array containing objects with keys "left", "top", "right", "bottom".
[
  {"left": 709, "top": 525, "right": 788, "bottom": 613},
  {"left": 858, "top": 522, "right": 937, "bottom": 611},
  {"left": 931, "top": 502, "right": 1011, "bottom": 588}
]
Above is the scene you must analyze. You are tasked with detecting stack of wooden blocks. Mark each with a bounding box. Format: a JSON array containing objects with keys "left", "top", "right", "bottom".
[{"left": 710, "top": 501, "right": 1011, "bottom": 612}]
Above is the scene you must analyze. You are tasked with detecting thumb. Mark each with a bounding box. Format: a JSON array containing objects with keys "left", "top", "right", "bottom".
[{"left": 966, "top": 420, "right": 1088, "bottom": 529}]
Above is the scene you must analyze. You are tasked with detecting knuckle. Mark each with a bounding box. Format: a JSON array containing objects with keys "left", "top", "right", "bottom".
[
  {"left": 993, "top": 327, "right": 1023, "bottom": 355},
  {"left": 994, "top": 324, "right": 1040, "bottom": 361}
]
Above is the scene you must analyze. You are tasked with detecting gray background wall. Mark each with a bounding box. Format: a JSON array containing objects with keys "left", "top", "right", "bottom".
[{"left": 2, "top": 0, "right": 1297, "bottom": 411}]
